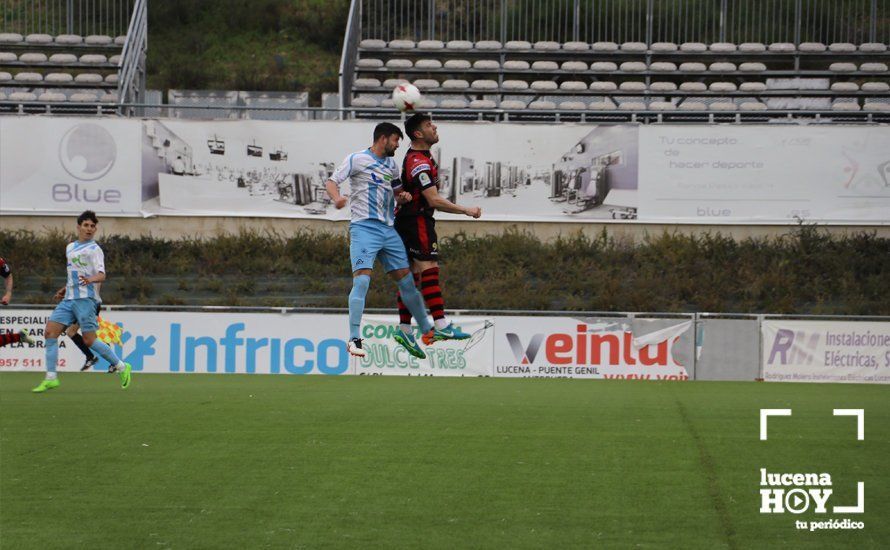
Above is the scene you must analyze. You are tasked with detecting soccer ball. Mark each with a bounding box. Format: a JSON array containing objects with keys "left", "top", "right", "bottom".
[{"left": 392, "top": 83, "right": 422, "bottom": 112}]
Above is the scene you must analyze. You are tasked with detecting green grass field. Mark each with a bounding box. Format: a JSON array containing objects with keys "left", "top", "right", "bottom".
[{"left": 1, "top": 373, "right": 887, "bottom": 549}]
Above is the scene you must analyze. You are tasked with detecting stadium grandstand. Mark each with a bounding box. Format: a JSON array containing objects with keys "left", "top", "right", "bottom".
[{"left": 0, "top": 0, "right": 887, "bottom": 122}]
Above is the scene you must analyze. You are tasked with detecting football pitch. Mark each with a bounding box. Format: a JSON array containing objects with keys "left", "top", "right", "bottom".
[{"left": 1, "top": 373, "right": 887, "bottom": 549}]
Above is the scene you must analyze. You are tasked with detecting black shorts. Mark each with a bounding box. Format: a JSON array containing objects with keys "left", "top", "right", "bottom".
[{"left": 395, "top": 215, "right": 438, "bottom": 261}]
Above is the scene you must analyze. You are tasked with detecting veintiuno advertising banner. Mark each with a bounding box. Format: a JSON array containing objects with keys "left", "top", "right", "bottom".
[
  {"left": 762, "top": 320, "right": 890, "bottom": 384},
  {"left": 2, "top": 116, "right": 889, "bottom": 223},
  {"left": 0, "top": 117, "right": 143, "bottom": 214}
]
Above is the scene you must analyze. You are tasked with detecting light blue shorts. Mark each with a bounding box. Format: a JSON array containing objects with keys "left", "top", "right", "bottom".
[
  {"left": 349, "top": 220, "right": 409, "bottom": 273},
  {"left": 49, "top": 298, "right": 100, "bottom": 333}
]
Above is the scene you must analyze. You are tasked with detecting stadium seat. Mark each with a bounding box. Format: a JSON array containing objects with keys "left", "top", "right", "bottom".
[
  {"left": 0, "top": 71, "right": 11, "bottom": 81},
  {"left": 385, "top": 58, "right": 412, "bottom": 69},
  {"left": 505, "top": 40, "right": 532, "bottom": 50},
  {"left": 651, "top": 42, "right": 678, "bottom": 52},
  {"left": 417, "top": 40, "right": 444, "bottom": 50},
  {"left": 359, "top": 39, "right": 385, "bottom": 49},
  {"left": 469, "top": 99, "right": 496, "bottom": 109},
  {"left": 9, "top": 91, "right": 37, "bottom": 101},
  {"left": 114, "top": 36, "right": 127, "bottom": 46},
  {"left": 417, "top": 98, "right": 437, "bottom": 108},
  {"left": 531, "top": 61, "right": 558, "bottom": 71},
  {"left": 828, "top": 42, "right": 857, "bottom": 52},
  {"left": 591, "top": 41, "right": 618, "bottom": 52},
  {"left": 709, "top": 42, "right": 737, "bottom": 52},
  {"left": 0, "top": 52, "right": 15, "bottom": 62},
  {"left": 619, "top": 61, "right": 646, "bottom": 72},
  {"left": 475, "top": 40, "right": 502, "bottom": 50},
  {"left": 832, "top": 101, "right": 861, "bottom": 111},
  {"left": 38, "top": 91, "right": 66, "bottom": 101},
  {"left": 45, "top": 72, "right": 74, "bottom": 83},
  {"left": 563, "top": 41, "right": 590, "bottom": 51},
  {"left": 19, "top": 52, "right": 48, "bottom": 63},
  {"left": 415, "top": 59, "right": 442, "bottom": 69},
  {"left": 739, "top": 62, "right": 766, "bottom": 72},
  {"left": 80, "top": 54, "right": 109, "bottom": 64},
  {"left": 589, "top": 81, "right": 618, "bottom": 92},
  {"left": 650, "top": 101, "right": 677, "bottom": 110},
  {"left": 679, "top": 101, "right": 707, "bottom": 110},
  {"left": 679, "top": 82, "right": 707, "bottom": 92},
  {"left": 680, "top": 42, "right": 707, "bottom": 52},
  {"left": 500, "top": 99, "right": 527, "bottom": 109},
  {"left": 443, "top": 59, "right": 471, "bottom": 69},
  {"left": 679, "top": 62, "right": 706, "bottom": 72},
  {"left": 0, "top": 92, "right": 7, "bottom": 100},
  {"left": 388, "top": 39, "right": 415, "bottom": 50},
  {"left": 14, "top": 72, "right": 42, "bottom": 82},
  {"left": 738, "top": 42, "right": 766, "bottom": 52},
  {"left": 503, "top": 60, "right": 530, "bottom": 70},
  {"left": 75, "top": 73, "right": 104, "bottom": 83},
  {"left": 55, "top": 34, "right": 82, "bottom": 44},
  {"left": 413, "top": 79, "right": 440, "bottom": 90},
  {"left": 620, "top": 42, "right": 647, "bottom": 52},
  {"left": 502, "top": 80, "right": 529, "bottom": 90},
  {"left": 830, "top": 82, "right": 859, "bottom": 92},
  {"left": 109, "top": 55, "right": 121, "bottom": 65},
  {"left": 446, "top": 40, "right": 472, "bottom": 50},
  {"left": 382, "top": 79, "right": 404, "bottom": 89},
  {"left": 650, "top": 62, "right": 677, "bottom": 72},
  {"left": 354, "top": 78, "right": 381, "bottom": 88},
  {"left": 650, "top": 81, "right": 678, "bottom": 92},
  {"left": 442, "top": 79, "right": 469, "bottom": 90},
  {"left": 860, "top": 63, "right": 888, "bottom": 72},
  {"left": 618, "top": 101, "right": 646, "bottom": 111},
  {"left": 100, "top": 92, "right": 118, "bottom": 102},
  {"left": 710, "top": 101, "right": 737, "bottom": 111},
  {"left": 561, "top": 61, "right": 587, "bottom": 72},
  {"left": 439, "top": 98, "right": 468, "bottom": 108},
  {"left": 380, "top": 98, "right": 395, "bottom": 107},
  {"left": 559, "top": 81, "right": 587, "bottom": 91},
  {"left": 709, "top": 82, "right": 737, "bottom": 92},
  {"left": 709, "top": 62, "right": 737, "bottom": 72},
  {"left": 799, "top": 42, "right": 826, "bottom": 52},
  {"left": 49, "top": 53, "right": 77, "bottom": 64},
  {"left": 739, "top": 82, "right": 767, "bottom": 92},
  {"left": 357, "top": 58, "right": 383, "bottom": 68},
  {"left": 84, "top": 35, "right": 113, "bottom": 45},
  {"left": 25, "top": 33, "right": 53, "bottom": 44},
  {"left": 590, "top": 62, "right": 618, "bottom": 72},
  {"left": 862, "top": 82, "right": 890, "bottom": 92},
  {"left": 529, "top": 99, "right": 557, "bottom": 109},
  {"left": 533, "top": 41, "right": 560, "bottom": 51},
  {"left": 559, "top": 100, "right": 587, "bottom": 110},
  {"left": 530, "top": 81, "right": 558, "bottom": 91},
  {"left": 470, "top": 79, "right": 498, "bottom": 90},
  {"left": 619, "top": 81, "right": 646, "bottom": 92},
  {"left": 864, "top": 101, "right": 890, "bottom": 111},
  {"left": 473, "top": 60, "right": 500, "bottom": 70},
  {"left": 105, "top": 73, "right": 118, "bottom": 83},
  {"left": 768, "top": 42, "right": 796, "bottom": 52},
  {"left": 859, "top": 43, "right": 888, "bottom": 52},
  {"left": 829, "top": 62, "right": 857, "bottom": 72},
  {"left": 739, "top": 102, "right": 768, "bottom": 111},
  {"left": 0, "top": 33, "right": 23, "bottom": 44},
  {"left": 588, "top": 100, "right": 617, "bottom": 110},
  {"left": 70, "top": 92, "right": 99, "bottom": 102}
]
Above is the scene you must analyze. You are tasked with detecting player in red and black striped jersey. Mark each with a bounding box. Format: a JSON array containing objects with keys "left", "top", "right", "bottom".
[
  {"left": 395, "top": 114, "right": 482, "bottom": 344},
  {"left": 0, "top": 257, "right": 36, "bottom": 347}
]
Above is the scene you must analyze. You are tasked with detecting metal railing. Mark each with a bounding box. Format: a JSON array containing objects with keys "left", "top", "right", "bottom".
[
  {"left": 0, "top": 0, "right": 133, "bottom": 37},
  {"left": 339, "top": 0, "right": 362, "bottom": 111},
  {"left": 360, "top": 0, "right": 889, "bottom": 45},
  {"left": 116, "top": 0, "right": 146, "bottom": 109}
]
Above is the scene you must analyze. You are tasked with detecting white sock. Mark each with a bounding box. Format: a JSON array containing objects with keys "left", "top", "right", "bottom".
[
  {"left": 434, "top": 317, "right": 450, "bottom": 330},
  {"left": 400, "top": 323, "right": 412, "bottom": 334},
  {"left": 116, "top": 361, "right": 126, "bottom": 369},
  {"left": 46, "top": 372, "right": 58, "bottom": 380}
]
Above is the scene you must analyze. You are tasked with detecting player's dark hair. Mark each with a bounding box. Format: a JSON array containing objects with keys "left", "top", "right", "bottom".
[
  {"left": 373, "top": 122, "right": 403, "bottom": 142},
  {"left": 77, "top": 210, "right": 98, "bottom": 225},
  {"left": 405, "top": 113, "right": 432, "bottom": 141}
]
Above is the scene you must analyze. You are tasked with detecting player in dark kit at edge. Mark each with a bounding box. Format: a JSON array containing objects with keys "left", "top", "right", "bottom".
[{"left": 395, "top": 113, "right": 482, "bottom": 344}]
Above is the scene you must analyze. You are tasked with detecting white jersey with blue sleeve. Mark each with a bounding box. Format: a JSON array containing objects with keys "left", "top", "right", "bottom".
[
  {"left": 330, "top": 149, "right": 401, "bottom": 226},
  {"left": 64, "top": 240, "right": 104, "bottom": 302}
]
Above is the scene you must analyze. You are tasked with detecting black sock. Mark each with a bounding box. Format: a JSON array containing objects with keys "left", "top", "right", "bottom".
[{"left": 70, "top": 333, "right": 95, "bottom": 359}]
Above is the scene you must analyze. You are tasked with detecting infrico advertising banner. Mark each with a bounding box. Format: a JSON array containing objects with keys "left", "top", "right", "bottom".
[
  {"left": 762, "top": 320, "right": 890, "bottom": 384},
  {"left": 0, "top": 117, "right": 143, "bottom": 214},
  {"left": 2, "top": 117, "right": 889, "bottom": 223}
]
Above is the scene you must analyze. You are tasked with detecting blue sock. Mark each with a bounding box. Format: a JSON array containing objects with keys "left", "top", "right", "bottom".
[
  {"left": 397, "top": 273, "right": 433, "bottom": 333},
  {"left": 90, "top": 339, "right": 122, "bottom": 368},
  {"left": 349, "top": 274, "right": 371, "bottom": 340},
  {"left": 45, "top": 337, "right": 58, "bottom": 376}
]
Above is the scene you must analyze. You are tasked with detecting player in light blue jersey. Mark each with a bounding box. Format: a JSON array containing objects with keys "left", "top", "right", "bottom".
[
  {"left": 32, "top": 211, "right": 132, "bottom": 393},
  {"left": 325, "top": 122, "right": 435, "bottom": 359}
]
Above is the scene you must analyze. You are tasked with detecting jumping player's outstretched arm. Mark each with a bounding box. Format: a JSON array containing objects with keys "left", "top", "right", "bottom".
[
  {"left": 421, "top": 186, "right": 481, "bottom": 218},
  {"left": 325, "top": 178, "right": 347, "bottom": 209}
]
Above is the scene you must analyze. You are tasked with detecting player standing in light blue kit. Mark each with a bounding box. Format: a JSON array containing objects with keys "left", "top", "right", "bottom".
[
  {"left": 32, "top": 211, "right": 132, "bottom": 393},
  {"left": 325, "top": 122, "right": 435, "bottom": 359}
]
